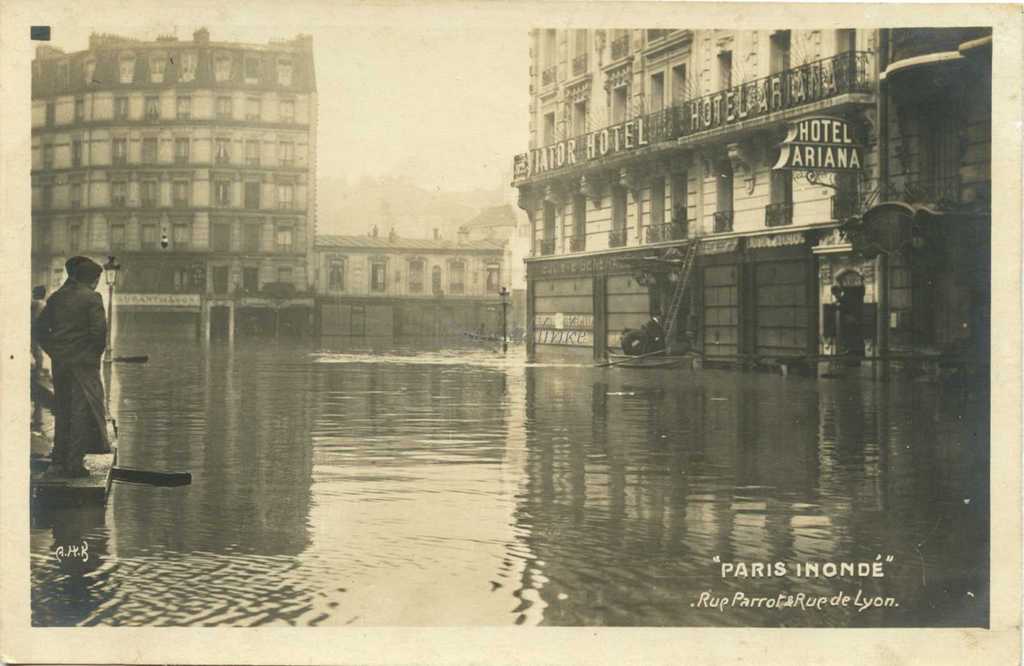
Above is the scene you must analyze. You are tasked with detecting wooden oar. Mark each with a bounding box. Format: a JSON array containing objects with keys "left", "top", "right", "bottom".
[
  {"left": 114, "top": 355, "right": 149, "bottom": 364},
  {"left": 110, "top": 466, "right": 192, "bottom": 487}
]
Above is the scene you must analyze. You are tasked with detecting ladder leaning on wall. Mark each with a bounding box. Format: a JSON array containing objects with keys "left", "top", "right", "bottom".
[{"left": 663, "top": 239, "right": 700, "bottom": 346}]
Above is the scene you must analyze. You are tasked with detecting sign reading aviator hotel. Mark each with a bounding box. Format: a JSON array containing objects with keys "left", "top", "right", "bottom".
[
  {"left": 514, "top": 117, "right": 650, "bottom": 180},
  {"left": 773, "top": 116, "right": 864, "bottom": 171}
]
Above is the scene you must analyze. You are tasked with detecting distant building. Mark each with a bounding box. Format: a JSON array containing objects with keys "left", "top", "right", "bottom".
[
  {"left": 313, "top": 234, "right": 507, "bottom": 337},
  {"left": 459, "top": 204, "right": 531, "bottom": 331},
  {"left": 31, "top": 28, "right": 318, "bottom": 340}
]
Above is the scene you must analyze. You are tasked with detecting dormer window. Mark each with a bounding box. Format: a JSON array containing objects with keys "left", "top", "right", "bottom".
[
  {"left": 214, "top": 53, "right": 232, "bottom": 82},
  {"left": 150, "top": 53, "right": 167, "bottom": 83},
  {"left": 276, "top": 58, "right": 293, "bottom": 86},
  {"left": 118, "top": 52, "right": 136, "bottom": 84},
  {"left": 179, "top": 51, "right": 197, "bottom": 82}
]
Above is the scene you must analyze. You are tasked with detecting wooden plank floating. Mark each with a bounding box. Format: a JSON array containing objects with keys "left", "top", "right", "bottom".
[{"left": 31, "top": 452, "right": 116, "bottom": 507}]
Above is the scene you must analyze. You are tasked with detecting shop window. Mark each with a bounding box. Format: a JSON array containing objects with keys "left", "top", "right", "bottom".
[
  {"left": 371, "top": 262, "right": 387, "bottom": 292},
  {"left": 211, "top": 223, "right": 231, "bottom": 252}
]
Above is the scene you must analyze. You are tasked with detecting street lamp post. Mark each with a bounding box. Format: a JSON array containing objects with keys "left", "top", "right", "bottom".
[
  {"left": 499, "top": 286, "right": 509, "bottom": 354},
  {"left": 103, "top": 256, "right": 121, "bottom": 364}
]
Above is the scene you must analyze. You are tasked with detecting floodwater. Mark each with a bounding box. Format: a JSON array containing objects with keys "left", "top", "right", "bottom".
[{"left": 31, "top": 336, "right": 989, "bottom": 627}]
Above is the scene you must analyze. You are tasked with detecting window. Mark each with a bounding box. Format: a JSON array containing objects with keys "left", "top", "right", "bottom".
[
  {"left": 329, "top": 259, "right": 345, "bottom": 291},
  {"left": 670, "top": 171, "right": 688, "bottom": 224},
  {"left": 84, "top": 59, "right": 96, "bottom": 84},
  {"left": 141, "top": 224, "right": 158, "bottom": 249},
  {"left": 118, "top": 54, "right": 135, "bottom": 84},
  {"left": 573, "top": 30, "right": 588, "bottom": 75},
  {"left": 110, "top": 223, "right": 125, "bottom": 250},
  {"left": 543, "top": 112, "right": 556, "bottom": 146},
  {"left": 111, "top": 181, "right": 128, "bottom": 207},
  {"left": 212, "top": 266, "right": 229, "bottom": 294},
  {"left": 650, "top": 176, "right": 665, "bottom": 228},
  {"left": 277, "top": 58, "right": 293, "bottom": 86},
  {"left": 142, "top": 137, "right": 158, "bottom": 163},
  {"left": 242, "top": 266, "right": 260, "bottom": 293},
  {"left": 279, "top": 99, "right": 295, "bottom": 123},
  {"left": 767, "top": 169, "right": 793, "bottom": 227},
  {"left": 215, "top": 138, "right": 231, "bottom": 164},
  {"left": 216, "top": 96, "right": 233, "bottom": 119},
  {"left": 370, "top": 262, "right": 387, "bottom": 291},
  {"left": 650, "top": 72, "right": 665, "bottom": 111},
  {"left": 246, "top": 97, "right": 261, "bottom": 121},
  {"left": 770, "top": 31, "right": 791, "bottom": 74},
  {"left": 42, "top": 144, "right": 54, "bottom": 169},
  {"left": 611, "top": 85, "right": 628, "bottom": 123},
  {"left": 144, "top": 96, "right": 160, "bottom": 120},
  {"left": 572, "top": 100, "right": 588, "bottom": 136},
  {"left": 242, "top": 223, "right": 261, "bottom": 252},
  {"left": 245, "top": 139, "right": 260, "bottom": 166},
  {"left": 172, "top": 223, "right": 191, "bottom": 249},
  {"left": 176, "top": 96, "right": 191, "bottom": 120},
  {"left": 150, "top": 54, "right": 167, "bottom": 83},
  {"left": 45, "top": 102, "right": 55, "bottom": 126},
  {"left": 212, "top": 223, "right": 231, "bottom": 252},
  {"left": 408, "top": 259, "right": 424, "bottom": 293},
  {"left": 215, "top": 180, "right": 232, "bottom": 207},
  {"left": 572, "top": 194, "right": 587, "bottom": 251},
  {"left": 611, "top": 187, "right": 627, "bottom": 246},
  {"left": 179, "top": 51, "right": 198, "bottom": 82},
  {"left": 714, "top": 159, "right": 734, "bottom": 232},
  {"left": 836, "top": 29, "right": 856, "bottom": 54},
  {"left": 172, "top": 268, "right": 192, "bottom": 292},
  {"left": 114, "top": 97, "right": 129, "bottom": 120},
  {"left": 431, "top": 266, "right": 443, "bottom": 294},
  {"left": 276, "top": 183, "right": 294, "bottom": 209},
  {"left": 275, "top": 225, "right": 294, "bottom": 251},
  {"left": 74, "top": 98, "right": 85, "bottom": 122},
  {"left": 486, "top": 265, "right": 500, "bottom": 292},
  {"left": 68, "top": 224, "right": 80, "bottom": 251},
  {"left": 718, "top": 50, "right": 732, "bottom": 90},
  {"left": 70, "top": 183, "right": 82, "bottom": 209},
  {"left": 244, "top": 57, "right": 261, "bottom": 83},
  {"left": 278, "top": 141, "right": 295, "bottom": 166},
  {"left": 172, "top": 180, "right": 190, "bottom": 208},
  {"left": 141, "top": 180, "right": 159, "bottom": 208},
  {"left": 112, "top": 137, "right": 128, "bottom": 165},
  {"left": 671, "top": 63, "right": 688, "bottom": 104},
  {"left": 542, "top": 201, "right": 556, "bottom": 255},
  {"left": 277, "top": 267, "right": 293, "bottom": 284},
  {"left": 448, "top": 262, "right": 465, "bottom": 294},
  {"left": 174, "top": 137, "right": 190, "bottom": 164},
  {"left": 244, "top": 181, "right": 260, "bottom": 209},
  {"left": 214, "top": 54, "right": 232, "bottom": 82},
  {"left": 41, "top": 185, "right": 53, "bottom": 209},
  {"left": 72, "top": 139, "right": 82, "bottom": 167}
]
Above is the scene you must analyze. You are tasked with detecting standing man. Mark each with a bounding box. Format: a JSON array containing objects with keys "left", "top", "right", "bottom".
[{"left": 31, "top": 257, "right": 111, "bottom": 478}]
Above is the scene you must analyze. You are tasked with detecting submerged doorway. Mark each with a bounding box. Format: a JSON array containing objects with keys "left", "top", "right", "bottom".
[{"left": 832, "top": 271, "right": 865, "bottom": 356}]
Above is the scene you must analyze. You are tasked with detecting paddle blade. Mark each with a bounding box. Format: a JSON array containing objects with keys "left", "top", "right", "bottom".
[{"left": 110, "top": 467, "right": 191, "bottom": 487}]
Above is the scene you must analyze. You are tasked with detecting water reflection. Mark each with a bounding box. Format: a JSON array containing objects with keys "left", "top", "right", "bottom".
[{"left": 31, "top": 337, "right": 987, "bottom": 627}]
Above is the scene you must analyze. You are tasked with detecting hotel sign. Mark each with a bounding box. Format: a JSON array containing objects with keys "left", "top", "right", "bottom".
[
  {"left": 515, "top": 117, "right": 651, "bottom": 180},
  {"left": 773, "top": 117, "right": 864, "bottom": 172}
]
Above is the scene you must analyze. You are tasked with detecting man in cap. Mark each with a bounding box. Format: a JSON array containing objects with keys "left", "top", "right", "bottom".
[{"left": 32, "top": 257, "right": 111, "bottom": 477}]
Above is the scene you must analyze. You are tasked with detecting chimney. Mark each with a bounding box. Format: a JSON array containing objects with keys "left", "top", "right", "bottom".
[{"left": 193, "top": 27, "right": 210, "bottom": 44}]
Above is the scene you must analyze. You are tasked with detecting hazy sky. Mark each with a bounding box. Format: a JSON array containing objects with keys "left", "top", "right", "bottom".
[{"left": 48, "top": 22, "right": 529, "bottom": 192}]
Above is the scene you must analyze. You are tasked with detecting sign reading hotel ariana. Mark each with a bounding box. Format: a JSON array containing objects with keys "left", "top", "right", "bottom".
[
  {"left": 773, "top": 116, "right": 864, "bottom": 172},
  {"left": 517, "top": 117, "right": 650, "bottom": 179}
]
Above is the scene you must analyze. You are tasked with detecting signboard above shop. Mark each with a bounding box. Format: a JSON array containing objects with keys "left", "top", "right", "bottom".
[{"left": 773, "top": 117, "right": 865, "bottom": 172}]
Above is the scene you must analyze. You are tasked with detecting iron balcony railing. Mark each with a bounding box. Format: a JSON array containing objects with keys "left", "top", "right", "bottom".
[
  {"left": 831, "top": 190, "right": 859, "bottom": 220},
  {"left": 611, "top": 35, "right": 630, "bottom": 60},
  {"left": 572, "top": 53, "right": 588, "bottom": 76},
  {"left": 541, "top": 66, "right": 557, "bottom": 87},
  {"left": 646, "top": 29, "right": 671, "bottom": 42},
  {"left": 713, "top": 211, "right": 733, "bottom": 233},
  {"left": 569, "top": 234, "right": 586, "bottom": 252},
  {"left": 883, "top": 174, "right": 962, "bottom": 209},
  {"left": 765, "top": 202, "right": 794, "bottom": 227},
  {"left": 646, "top": 221, "right": 688, "bottom": 243},
  {"left": 609, "top": 228, "right": 627, "bottom": 247},
  {"left": 540, "top": 239, "right": 556, "bottom": 256},
  {"left": 513, "top": 51, "right": 874, "bottom": 181}
]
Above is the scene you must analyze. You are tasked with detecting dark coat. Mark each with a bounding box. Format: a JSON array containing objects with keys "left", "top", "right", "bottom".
[{"left": 32, "top": 280, "right": 107, "bottom": 366}]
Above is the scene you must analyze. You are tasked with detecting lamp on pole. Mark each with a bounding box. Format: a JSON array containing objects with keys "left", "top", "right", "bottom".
[
  {"left": 499, "top": 286, "right": 509, "bottom": 354},
  {"left": 103, "top": 255, "right": 121, "bottom": 364}
]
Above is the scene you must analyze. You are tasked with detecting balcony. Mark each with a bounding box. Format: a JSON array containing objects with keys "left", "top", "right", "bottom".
[
  {"left": 540, "top": 239, "right": 556, "bottom": 256},
  {"left": 572, "top": 54, "right": 588, "bottom": 77},
  {"left": 569, "top": 235, "right": 586, "bottom": 252},
  {"left": 646, "top": 221, "right": 688, "bottom": 243},
  {"left": 646, "top": 29, "right": 671, "bottom": 42},
  {"left": 765, "top": 202, "right": 794, "bottom": 227},
  {"left": 831, "top": 191, "right": 859, "bottom": 220},
  {"left": 541, "top": 66, "right": 557, "bottom": 87},
  {"left": 713, "top": 211, "right": 733, "bottom": 233},
  {"left": 609, "top": 228, "right": 627, "bottom": 248},
  {"left": 883, "top": 175, "right": 963, "bottom": 209},
  {"left": 610, "top": 35, "right": 630, "bottom": 60}
]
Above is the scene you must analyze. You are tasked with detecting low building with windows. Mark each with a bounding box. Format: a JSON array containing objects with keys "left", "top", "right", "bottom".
[
  {"left": 31, "top": 28, "right": 317, "bottom": 340},
  {"left": 313, "top": 233, "right": 507, "bottom": 338},
  {"left": 458, "top": 204, "right": 531, "bottom": 335}
]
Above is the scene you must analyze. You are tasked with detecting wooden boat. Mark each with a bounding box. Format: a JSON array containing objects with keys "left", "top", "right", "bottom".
[{"left": 605, "top": 352, "right": 686, "bottom": 369}]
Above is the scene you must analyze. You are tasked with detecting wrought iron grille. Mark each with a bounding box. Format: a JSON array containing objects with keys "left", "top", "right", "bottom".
[
  {"left": 572, "top": 54, "right": 588, "bottom": 76},
  {"left": 765, "top": 202, "right": 794, "bottom": 227},
  {"left": 646, "top": 222, "right": 687, "bottom": 243},
  {"left": 713, "top": 211, "right": 733, "bottom": 233},
  {"left": 541, "top": 66, "right": 557, "bottom": 87},
  {"left": 609, "top": 228, "right": 628, "bottom": 247},
  {"left": 831, "top": 191, "right": 859, "bottom": 220},
  {"left": 540, "top": 239, "right": 556, "bottom": 256},
  {"left": 611, "top": 35, "right": 630, "bottom": 60},
  {"left": 570, "top": 235, "right": 586, "bottom": 252}
]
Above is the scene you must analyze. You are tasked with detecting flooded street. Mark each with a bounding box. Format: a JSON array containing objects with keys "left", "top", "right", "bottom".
[{"left": 31, "top": 336, "right": 988, "bottom": 627}]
